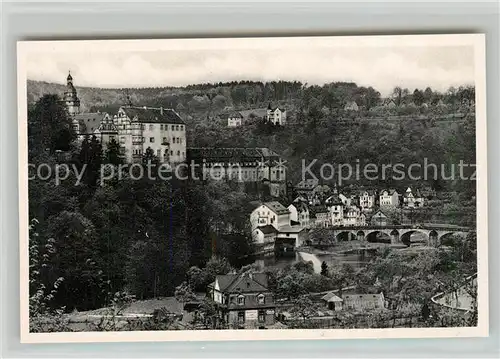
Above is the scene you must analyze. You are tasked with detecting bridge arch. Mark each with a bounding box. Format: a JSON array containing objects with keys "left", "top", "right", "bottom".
[
  {"left": 439, "top": 231, "right": 466, "bottom": 246},
  {"left": 336, "top": 231, "right": 356, "bottom": 242},
  {"left": 366, "top": 230, "right": 391, "bottom": 244},
  {"left": 400, "top": 230, "right": 429, "bottom": 247}
]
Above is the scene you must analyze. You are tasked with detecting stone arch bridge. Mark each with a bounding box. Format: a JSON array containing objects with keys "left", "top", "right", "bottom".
[{"left": 330, "top": 224, "right": 470, "bottom": 246}]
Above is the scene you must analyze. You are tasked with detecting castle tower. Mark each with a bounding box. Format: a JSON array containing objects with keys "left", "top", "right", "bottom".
[{"left": 64, "top": 71, "right": 80, "bottom": 115}]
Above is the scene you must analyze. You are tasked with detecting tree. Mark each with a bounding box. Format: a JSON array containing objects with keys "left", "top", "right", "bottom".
[
  {"left": 289, "top": 295, "right": 319, "bottom": 324},
  {"left": 320, "top": 261, "right": 329, "bottom": 276},
  {"left": 413, "top": 89, "right": 425, "bottom": 106},
  {"left": 28, "top": 94, "right": 76, "bottom": 158},
  {"left": 104, "top": 138, "right": 123, "bottom": 166},
  {"left": 174, "top": 281, "right": 197, "bottom": 305}
]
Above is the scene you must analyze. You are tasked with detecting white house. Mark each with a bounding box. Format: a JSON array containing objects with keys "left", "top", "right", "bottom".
[
  {"left": 343, "top": 205, "right": 366, "bottom": 227},
  {"left": 403, "top": 187, "right": 425, "bottom": 208},
  {"left": 359, "top": 190, "right": 377, "bottom": 211},
  {"left": 250, "top": 201, "right": 290, "bottom": 231},
  {"left": 266, "top": 104, "right": 287, "bottom": 126},
  {"left": 252, "top": 225, "right": 278, "bottom": 254},
  {"left": 344, "top": 101, "right": 359, "bottom": 112},
  {"left": 287, "top": 202, "right": 310, "bottom": 229},
  {"left": 321, "top": 292, "right": 344, "bottom": 311},
  {"left": 227, "top": 112, "right": 244, "bottom": 127},
  {"left": 379, "top": 189, "right": 400, "bottom": 207},
  {"left": 325, "top": 194, "right": 344, "bottom": 226}
]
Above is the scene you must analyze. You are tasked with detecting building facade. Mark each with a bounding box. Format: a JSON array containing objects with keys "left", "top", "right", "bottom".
[
  {"left": 250, "top": 202, "right": 290, "bottom": 231},
  {"left": 379, "top": 189, "right": 400, "bottom": 207},
  {"left": 266, "top": 103, "right": 287, "bottom": 125},
  {"left": 227, "top": 112, "right": 244, "bottom": 127},
  {"left": 208, "top": 273, "right": 276, "bottom": 329},
  {"left": 187, "top": 147, "right": 287, "bottom": 197}
]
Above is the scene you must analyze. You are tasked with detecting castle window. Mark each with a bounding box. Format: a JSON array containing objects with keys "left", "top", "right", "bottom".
[
  {"left": 177, "top": 150, "right": 180, "bottom": 156},
  {"left": 170, "top": 150, "right": 173, "bottom": 156},
  {"left": 150, "top": 137, "right": 155, "bottom": 143},
  {"left": 237, "top": 295, "right": 245, "bottom": 305},
  {"left": 149, "top": 124, "right": 154, "bottom": 130},
  {"left": 160, "top": 124, "right": 164, "bottom": 130}
]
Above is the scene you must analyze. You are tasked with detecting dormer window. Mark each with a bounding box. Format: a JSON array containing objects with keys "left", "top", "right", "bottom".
[
  {"left": 237, "top": 295, "right": 245, "bottom": 305},
  {"left": 257, "top": 294, "right": 265, "bottom": 304}
]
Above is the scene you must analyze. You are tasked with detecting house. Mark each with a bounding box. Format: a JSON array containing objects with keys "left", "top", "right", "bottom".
[
  {"left": 343, "top": 205, "right": 366, "bottom": 227},
  {"left": 208, "top": 272, "right": 276, "bottom": 329},
  {"left": 252, "top": 225, "right": 278, "bottom": 253},
  {"left": 321, "top": 292, "right": 343, "bottom": 311},
  {"left": 403, "top": 187, "right": 425, "bottom": 208},
  {"left": 287, "top": 201, "right": 310, "bottom": 229},
  {"left": 325, "top": 194, "right": 344, "bottom": 226},
  {"left": 358, "top": 190, "right": 377, "bottom": 211},
  {"left": 342, "top": 293, "right": 385, "bottom": 311},
  {"left": 309, "top": 205, "right": 330, "bottom": 228},
  {"left": 275, "top": 225, "right": 307, "bottom": 248},
  {"left": 370, "top": 210, "right": 389, "bottom": 226},
  {"left": 250, "top": 201, "right": 290, "bottom": 231},
  {"left": 227, "top": 112, "right": 244, "bottom": 127},
  {"left": 379, "top": 189, "right": 399, "bottom": 207},
  {"left": 266, "top": 103, "right": 287, "bottom": 125},
  {"left": 344, "top": 101, "right": 359, "bottom": 112}
]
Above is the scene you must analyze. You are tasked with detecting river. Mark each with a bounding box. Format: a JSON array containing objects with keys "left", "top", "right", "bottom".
[{"left": 251, "top": 249, "right": 374, "bottom": 274}]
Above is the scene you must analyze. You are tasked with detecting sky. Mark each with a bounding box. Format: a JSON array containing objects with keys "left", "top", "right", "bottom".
[{"left": 23, "top": 37, "right": 476, "bottom": 96}]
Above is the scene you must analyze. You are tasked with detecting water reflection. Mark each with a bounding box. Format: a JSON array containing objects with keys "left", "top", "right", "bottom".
[{"left": 251, "top": 249, "right": 374, "bottom": 273}]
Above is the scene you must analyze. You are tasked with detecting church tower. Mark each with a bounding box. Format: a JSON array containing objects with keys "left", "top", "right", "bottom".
[{"left": 64, "top": 71, "right": 80, "bottom": 115}]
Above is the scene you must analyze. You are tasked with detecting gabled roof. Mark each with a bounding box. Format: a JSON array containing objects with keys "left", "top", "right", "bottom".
[
  {"left": 73, "top": 112, "right": 107, "bottom": 134},
  {"left": 321, "top": 292, "right": 343, "bottom": 302},
  {"left": 215, "top": 273, "right": 269, "bottom": 293},
  {"left": 228, "top": 112, "right": 244, "bottom": 119},
  {"left": 255, "top": 225, "right": 278, "bottom": 234},
  {"left": 380, "top": 189, "right": 398, "bottom": 196},
  {"left": 120, "top": 106, "right": 185, "bottom": 124},
  {"left": 325, "top": 194, "right": 343, "bottom": 206},
  {"left": 263, "top": 201, "right": 289, "bottom": 215},
  {"left": 309, "top": 205, "right": 328, "bottom": 216}
]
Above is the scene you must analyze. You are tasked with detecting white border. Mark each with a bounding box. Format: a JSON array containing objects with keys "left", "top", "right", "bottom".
[{"left": 17, "top": 34, "right": 488, "bottom": 343}]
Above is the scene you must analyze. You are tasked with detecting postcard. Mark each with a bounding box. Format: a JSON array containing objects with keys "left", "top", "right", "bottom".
[{"left": 17, "top": 34, "right": 487, "bottom": 343}]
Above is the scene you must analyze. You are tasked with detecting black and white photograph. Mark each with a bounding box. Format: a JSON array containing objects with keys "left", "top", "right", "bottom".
[{"left": 17, "top": 35, "right": 487, "bottom": 342}]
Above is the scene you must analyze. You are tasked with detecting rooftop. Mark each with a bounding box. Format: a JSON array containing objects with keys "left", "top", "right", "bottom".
[
  {"left": 214, "top": 273, "right": 269, "bottom": 294},
  {"left": 120, "top": 106, "right": 185, "bottom": 125},
  {"left": 263, "top": 201, "right": 290, "bottom": 215},
  {"left": 187, "top": 147, "right": 280, "bottom": 160}
]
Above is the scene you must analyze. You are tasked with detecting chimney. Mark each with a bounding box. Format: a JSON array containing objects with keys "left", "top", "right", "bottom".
[{"left": 160, "top": 106, "right": 163, "bottom": 115}]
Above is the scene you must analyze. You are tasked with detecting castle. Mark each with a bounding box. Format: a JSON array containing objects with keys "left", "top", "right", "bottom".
[{"left": 64, "top": 72, "right": 186, "bottom": 164}]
